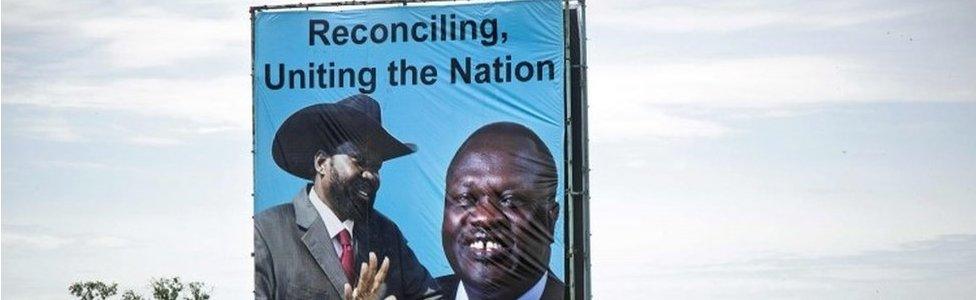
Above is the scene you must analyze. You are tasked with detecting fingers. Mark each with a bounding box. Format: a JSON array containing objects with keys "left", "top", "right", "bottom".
[
  {"left": 357, "top": 261, "right": 370, "bottom": 290},
  {"left": 349, "top": 252, "right": 390, "bottom": 299},
  {"left": 360, "top": 252, "right": 377, "bottom": 289},
  {"left": 372, "top": 256, "right": 390, "bottom": 292},
  {"left": 344, "top": 283, "right": 353, "bottom": 300},
  {"left": 368, "top": 252, "right": 378, "bottom": 277}
]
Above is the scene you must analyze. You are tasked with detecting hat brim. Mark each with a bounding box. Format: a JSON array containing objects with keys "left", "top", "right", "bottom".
[{"left": 272, "top": 104, "right": 415, "bottom": 181}]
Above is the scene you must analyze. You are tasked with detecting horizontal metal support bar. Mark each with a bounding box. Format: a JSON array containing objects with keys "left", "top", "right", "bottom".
[
  {"left": 252, "top": 0, "right": 460, "bottom": 12},
  {"left": 252, "top": 0, "right": 584, "bottom": 13}
]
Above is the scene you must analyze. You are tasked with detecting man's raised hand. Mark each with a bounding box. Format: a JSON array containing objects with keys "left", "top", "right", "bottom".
[{"left": 343, "top": 252, "right": 395, "bottom": 300}]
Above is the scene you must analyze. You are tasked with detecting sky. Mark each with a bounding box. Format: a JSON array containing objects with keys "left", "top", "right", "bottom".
[{"left": 2, "top": 0, "right": 975, "bottom": 299}]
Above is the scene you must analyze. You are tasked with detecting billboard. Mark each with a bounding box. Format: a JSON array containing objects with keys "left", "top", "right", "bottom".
[{"left": 252, "top": 0, "right": 572, "bottom": 299}]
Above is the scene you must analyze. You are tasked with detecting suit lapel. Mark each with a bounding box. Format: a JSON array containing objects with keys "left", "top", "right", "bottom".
[
  {"left": 294, "top": 187, "right": 349, "bottom": 295},
  {"left": 540, "top": 273, "right": 565, "bottom": 300},
  {"left": 436, "top": 275, "right": 460, "bottom": 300}
]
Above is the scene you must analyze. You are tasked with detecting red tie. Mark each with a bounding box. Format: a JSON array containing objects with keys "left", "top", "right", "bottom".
[{"left": 337, "top": 229, "right": 356, "bottom": 284}]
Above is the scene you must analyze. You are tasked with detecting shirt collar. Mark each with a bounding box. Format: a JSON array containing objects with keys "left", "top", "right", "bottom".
[
  {"left": 308, "top": 188, "right": 355, "bottom": 239},
  {"left": 456, "top": 272, "right": 548, "bottom": 300}
]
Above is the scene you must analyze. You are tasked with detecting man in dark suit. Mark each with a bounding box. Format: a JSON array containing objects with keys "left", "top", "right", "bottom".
[
  {"left": 438, "top": 122, "right": 565, "bottom": 300},
  {"left": 254, "top": 94, "right": 440, "bottom": 300}
]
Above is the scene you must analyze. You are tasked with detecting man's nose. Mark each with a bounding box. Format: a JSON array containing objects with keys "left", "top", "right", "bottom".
[
  {"left": 361, "top": 169, "right": 376, "bottom": 181},
  {"left": 470, "top": 197, "right": 504, "bottom": 226}
]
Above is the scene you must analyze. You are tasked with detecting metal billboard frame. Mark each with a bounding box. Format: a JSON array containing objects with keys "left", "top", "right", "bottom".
[
  {"left": 249, "top": 1, "right": 589, "bottom": 298},
  {"left": 563, "top": 3, "right": 589, "bottom": 299}
]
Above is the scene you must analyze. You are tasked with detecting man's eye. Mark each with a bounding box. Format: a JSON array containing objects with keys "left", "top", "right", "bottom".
[
  {"left": 499, "top": 195, "right": 522, "bottom": 207},
  {"left": 455, "top": 194, "right": 475, "bottom": 207},
  {"left": 355, "top": 157, "right": 380, "bottom": 170}
]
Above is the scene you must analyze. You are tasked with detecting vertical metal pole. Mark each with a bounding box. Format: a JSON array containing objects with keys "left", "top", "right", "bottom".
[
  {"left": 565, "top": 2, "right": 590, "bottom": 299},
  {"left": 577, "top": 1, "right": 590, "bottom": 298},
  {"left": 561, "top": 0, "right": 576, "bottom": 299},
  {"left": 249, "top": 7, "right": 258, "bottom": 298},
  {"left": 249, "top": 9, "right": 258, "bottom": 206}
]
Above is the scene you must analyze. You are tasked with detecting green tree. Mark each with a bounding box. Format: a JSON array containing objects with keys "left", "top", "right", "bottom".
[
  {"left": 69, "top": 277, "right": 210, "bottom": 300},
  {"left": 121, "top": 290, "right": 144, "bottom": 300},
  {"left": 150, "top": 277, "right": 183, "bottom": 300},
  {"left": 185, "top": 281, "right": 211, "bottom": 300},
  {"left": 68, "top": 281, "right": 118, "bottom": 300}
]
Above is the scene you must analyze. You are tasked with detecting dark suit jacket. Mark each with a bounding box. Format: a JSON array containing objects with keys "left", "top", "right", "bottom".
[
  {"left": 255, "top": 187, "right": 441, "bottom": 299},
  {"left": 435, "top": 273, "right": 564, "bottom": 300}
]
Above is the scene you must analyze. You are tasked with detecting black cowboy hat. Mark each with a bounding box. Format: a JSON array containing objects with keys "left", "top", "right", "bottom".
[{"left": 272, "top": 94, "right": 416, "bottom": 180}]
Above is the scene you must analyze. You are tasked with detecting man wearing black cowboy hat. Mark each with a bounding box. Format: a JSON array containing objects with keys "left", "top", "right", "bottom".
[{"left": 254, "top": 94, "right": 440, "bottom": 300}]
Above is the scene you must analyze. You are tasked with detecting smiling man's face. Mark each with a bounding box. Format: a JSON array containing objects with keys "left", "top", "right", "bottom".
[
  {"left": 315, "top": 141, "right": 382, "bottom": 223},
  {"left": 442, "top": 124, "right": 558, "bottom": 298}
]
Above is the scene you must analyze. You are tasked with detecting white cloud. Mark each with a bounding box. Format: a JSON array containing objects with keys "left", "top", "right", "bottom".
[
  {"left": 77, "top": 8, "right": 246, "bottom": 69},
  {"left": 586, "top": 1, "right": 976, "bottom": 108},
  {"left": 591, "top": 104, "right": 733, "bottom": 141},
  {"left": 5, "top": 76, "right": 251, "bottom": 127},
  {"left": 129, "top": 135, "right": 184, "bottom": 147},
  {"left": 83, "top": 236, "right": 131, "bottom": 249},
  {"left": 586, "top": 55, "right": 913, "bottom": 143},
  {"left": 2, "top": 232, "right": 75, "bottom": 251},
  {"left": 34, "top": 160, "right": 112, "bottom": 170},
  {"left": 592, "top": 234, "right": 976, "bottom": 298},
  {"left": 2, "top": 0, "right": 250, "bottom": 128},
  {"left": 1, "top": 227, "right": 132, "bottom": 252},
  {"left": 591, "top": 1, "right": 917, "bottom": 33},
  {"left": 590, "top": 55, "right": 976, "bottom": 107},
  {"left": 192, "top": 125, "right": 242, "bottom": 134},
  {"left": 6, "top": 116, "right": 86, "bottom": 142}
]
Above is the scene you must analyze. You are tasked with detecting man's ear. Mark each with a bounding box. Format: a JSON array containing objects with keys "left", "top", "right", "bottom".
[
  {"left": 537, "top": 200, "right": 560, "bottom": 244},
  {"left": 546, "top": 200, "right": 559, "bottom": 233},
  {"left": 314, "top": 150, "right": 331, "bottom": 177}
]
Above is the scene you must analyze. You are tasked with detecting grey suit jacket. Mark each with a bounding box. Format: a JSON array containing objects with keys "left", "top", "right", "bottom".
[{"left": 254, "top": 187, "right": 441, "bottom": 299}]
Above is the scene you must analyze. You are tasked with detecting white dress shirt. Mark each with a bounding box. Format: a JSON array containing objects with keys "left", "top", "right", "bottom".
[
  {"left": 455, "top": 272, "right": 548, "bottom": 300},
  {"left": 308, "top": 188, "right": 355, "bottom": 256}
]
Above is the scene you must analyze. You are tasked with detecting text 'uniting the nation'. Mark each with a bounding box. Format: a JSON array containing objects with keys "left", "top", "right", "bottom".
[{"left": 261, "top": 14, "right": 558, "bottom": 94}]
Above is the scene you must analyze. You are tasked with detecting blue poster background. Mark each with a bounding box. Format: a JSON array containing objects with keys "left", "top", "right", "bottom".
[{"left": 253, "top": 0, "right": 564, "bottom": 279}]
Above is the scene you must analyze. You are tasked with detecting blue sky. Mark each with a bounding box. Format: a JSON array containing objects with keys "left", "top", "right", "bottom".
[{"left": 2, "top": 0, "right": 975, "bottom": 299}]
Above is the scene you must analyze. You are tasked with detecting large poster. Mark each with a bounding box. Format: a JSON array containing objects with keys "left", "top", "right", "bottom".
[{"left": 252, "top": 0, "right": 565, "bottom": 298}]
